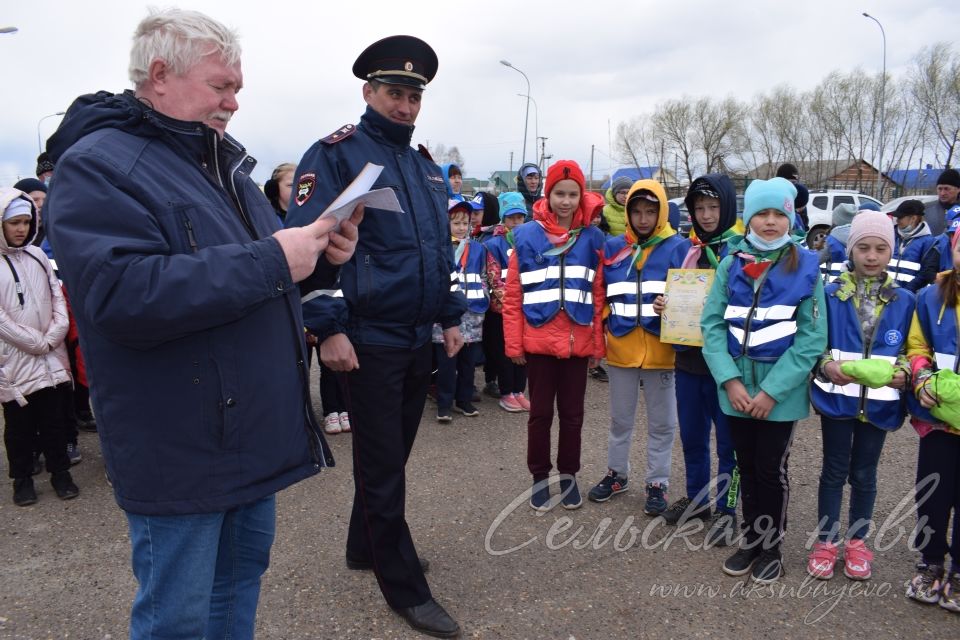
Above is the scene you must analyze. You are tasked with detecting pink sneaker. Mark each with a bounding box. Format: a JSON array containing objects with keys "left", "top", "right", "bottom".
[
  {"left": 323, "top": 413, "right": 342, "bottom": 434},
  {"left": 338, "top": 413, "right": 351, "bottom": 433},
  {"left": 807, "top": 541, "right": 839, "bottom": 580},
  {"left": 843, "top": 539, "right": 873, "bottom": 580},
  {"left": 514, "top": 393, "right": 531, "bottom": 411},
  {"left": 498, "top": 394, "right": 523, "bottom": 412}
]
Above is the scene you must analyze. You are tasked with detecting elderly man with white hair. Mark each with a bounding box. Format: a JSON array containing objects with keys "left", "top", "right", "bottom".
[{"left": 44, "top": 8, "right": 361, "bottom": 638}]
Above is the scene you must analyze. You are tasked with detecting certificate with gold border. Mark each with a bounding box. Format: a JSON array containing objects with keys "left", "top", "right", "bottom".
[{"left": 660, "top": 269, "right": 715, "bottom": 347}]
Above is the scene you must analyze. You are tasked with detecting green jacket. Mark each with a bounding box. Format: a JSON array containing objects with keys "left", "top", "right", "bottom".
[
  {"left": 602, "top": 187, "right": 626, "bottom": 238},
  {"left": 701, "top": 238, "right": 828, "bottom": 422}
]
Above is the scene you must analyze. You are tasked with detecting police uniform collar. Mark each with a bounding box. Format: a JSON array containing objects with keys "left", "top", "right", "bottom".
[{"left": 360, "top": 106, "right": 414, "bottom": 147}]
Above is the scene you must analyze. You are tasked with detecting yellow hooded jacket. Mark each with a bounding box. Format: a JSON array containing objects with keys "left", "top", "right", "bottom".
[{"left": 604, "top": 179, "right": 678, "bottom": 369}]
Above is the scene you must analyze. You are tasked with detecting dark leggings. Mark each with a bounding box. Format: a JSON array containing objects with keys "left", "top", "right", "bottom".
[{"left": 915, "top": 430, "right": 960, "bottom": 570}]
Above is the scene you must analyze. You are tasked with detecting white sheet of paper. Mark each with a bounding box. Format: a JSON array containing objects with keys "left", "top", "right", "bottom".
[{"left": 318, "top": 162, "right": 403, "bottom": 229}]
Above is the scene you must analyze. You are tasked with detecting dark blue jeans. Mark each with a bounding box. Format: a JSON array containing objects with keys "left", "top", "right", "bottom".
[
  {"left": 675, "top": 369, "right": 736, "bottom": 513},
  {"left": 816, "top": 416, "right": 888, "bottom": 543},
  {"left": 435, "top": 342, "right": 476, "bottom": 409}
]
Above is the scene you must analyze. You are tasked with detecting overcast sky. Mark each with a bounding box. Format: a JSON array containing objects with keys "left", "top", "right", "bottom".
[{"left": 1, "top": 0, "right": 957, "bottom": 186}]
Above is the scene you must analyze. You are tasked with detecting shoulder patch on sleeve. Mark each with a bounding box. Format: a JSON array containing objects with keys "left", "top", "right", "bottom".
[
  {"left": 417, "top": 144, "right": 434, "bottom": 162},
  {"left": 295, "top": 173, "right": 317, "bottom": 206},
  {"left": 321, "top": 124, "right": 357, "bottom": 145}
]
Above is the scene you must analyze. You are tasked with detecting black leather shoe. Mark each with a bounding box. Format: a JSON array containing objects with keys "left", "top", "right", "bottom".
[
  {"left": 346, "top": 555, "right": 430, "bottom": 573},
  {"left": 395, "top": 599, "right": 460, "bottom": 638}
]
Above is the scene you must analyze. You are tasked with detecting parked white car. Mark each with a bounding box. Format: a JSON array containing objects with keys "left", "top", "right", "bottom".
[
  {"left": 805, "top": 190, "right": 883, "bottom": 248},
  {"left": 878, "top": 194, "right": 938, "bottom": 214}
]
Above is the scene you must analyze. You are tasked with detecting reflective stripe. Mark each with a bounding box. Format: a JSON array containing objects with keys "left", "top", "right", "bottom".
[
  {"left": 449, "top": 271, "right": 458, "bottom": 281},
  {"left": 500, "top": 268, "right": 509, "bottom": 280},
  {"left": 523, "top": 288, "right": 593, "bottom": 306},
  {"left": 449, "top": 284, "right": 459, "bottom": 292},
  {"left": 607, "top": 281, "right": 638, "bottom": 297},
  {"left": 462, "top": 273, "right": 482, "bottom": 283},
  {"left": 890, "top": 259, "right": 922, "bottom": 271},
  {"left": 830, "top": 349, "right": 897, "bottom": 364},
  {"left": 521, "top": 265, "right": 596, "bottom": 285},
  {"left": 724, "top": 304, "right": 797, "bottom": 321},
  {"left": 465, "top": 290, "right": 485, "bottom": 300},
  {"left": 935, "top": 352, "right": 957, "bottom": 372},
  {"left": 609, "top": 302, "right": 657, "bottom": 318},
  {"left": 728, "top": 321, "right": 797, "bottom": 348},
  {"left": 643, "top": 280, "right": 666, "bottom": 295},
  {"left": 829, "top": 262, "right": 845, "bottom": 272},
  {"left": 812, "top": 378, "right": 900, "bottom": 402},
  {"left": 301, "top": 289, "right": 342, "bottom": 304},
  {"left": 886, "top": 270, "right": 915, "bottom": 282}
]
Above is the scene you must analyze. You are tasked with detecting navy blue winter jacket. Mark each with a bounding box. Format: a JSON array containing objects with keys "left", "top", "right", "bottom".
[
  {"left": 285, "top": 106, "right": 466, "bottom": 348},
  {"left": 44, "top": 91, "right": 333, "bottom": 515}
]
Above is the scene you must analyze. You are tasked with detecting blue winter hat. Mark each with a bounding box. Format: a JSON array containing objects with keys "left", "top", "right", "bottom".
[
  {"left": 743, "top": 177, "right": 797, "bottom": 230},
  {"left": 497, "top": 192, "right": 526, "bottom": 220}
]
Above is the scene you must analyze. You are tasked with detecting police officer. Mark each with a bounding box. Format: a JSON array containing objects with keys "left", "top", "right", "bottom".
[{"left": 285, "top": 36, "right": 465, "bottom": 638}]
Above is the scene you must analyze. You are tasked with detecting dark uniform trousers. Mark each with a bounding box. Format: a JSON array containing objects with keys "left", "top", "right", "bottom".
[{"left": 342, "top": 341, "right": 433, "bottom": 609}]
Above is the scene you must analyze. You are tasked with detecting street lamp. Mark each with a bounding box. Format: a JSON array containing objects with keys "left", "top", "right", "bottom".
[
  {"left": 500, "top": 59, "right": 531, "bottom": 165},
  {"left": 517, "top": 93, "right": 539, "bottom": 166},
  {"left": 37, "top": 111, "right": 65, "bottom": 153},
  {"left": 863, "top": 12, "right": 886, "bottom": 200}
]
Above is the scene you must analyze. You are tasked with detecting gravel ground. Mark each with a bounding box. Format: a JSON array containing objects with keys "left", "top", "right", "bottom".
[{"left": 0, "top": 368, "right": 954, "bottom": 639}]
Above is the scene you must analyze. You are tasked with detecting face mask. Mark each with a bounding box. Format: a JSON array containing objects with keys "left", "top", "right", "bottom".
[
  {"left": 899, "top": 224, "right": 915, "bottom": 235},
  {"left": 746, "top": 230, "right": 791, "bottom": 252}
]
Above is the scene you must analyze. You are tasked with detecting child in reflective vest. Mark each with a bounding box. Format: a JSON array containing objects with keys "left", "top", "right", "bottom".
[
  {"left": 701, "top": 177, "right": 827, "bottom": 584},
  {"left": 808, "top": 211, "right": 912, "bottom": 581},
  {"left": 433, "top": 199, "right": 488, "bottom": 422},
  {"left": 903, "top": 228, "right": 960, "bottom": 613},
  {"left": 503, "top": 160, "right": 605, "bottom": 512}
]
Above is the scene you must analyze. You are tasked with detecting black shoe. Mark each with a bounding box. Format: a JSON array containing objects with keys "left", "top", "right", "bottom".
[
  {"left": 482, "top": 381, "right": 500, "bottom": 398},
  {"left": 661, "top": 497, "right": 711, "bottom": 526},
  {"left": 589, "top": 365, "right": 609, "bottom": 382},
  {"left": 705, "top": 511, "right": 738, "bottom": 548},
  {"left": 346, "top": 555, "right": 430, "bottom": 573},
  {"left": 437, "top": 407, "right": 453, "bottom": 423},
  {"left": 395, "top": 599, "right": 461, "bottom": 638},
  {"left": 751, "top": 548, "right": 784, "bottom": 584},
  {"left": 722, "top": 545, "right": 762, "bottom": 576},
  {"left": 51, "top": 471, "right": 79, "bottom": 500},
  {"left": 76, "top": 416, "right": 97, "bottom": 432},
  {"left": 453, "top": 402, "right": 479, "bottom": 417},
  {"left": 13, "top": 477, "right": 37, "bottom": 506}
]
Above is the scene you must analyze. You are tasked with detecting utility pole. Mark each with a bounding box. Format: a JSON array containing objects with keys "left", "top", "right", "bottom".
[
  {"left": 537, "top": 137, "right": 548, "bottom": 172},
  {"left": 589, "top": 145, "right": 595, "bottom": 192},
  {"left": 509, "top": 151, "right": 514, "bottom": 173}
]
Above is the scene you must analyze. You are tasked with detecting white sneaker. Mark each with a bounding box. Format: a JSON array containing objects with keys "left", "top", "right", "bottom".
[
  {"left": 324, "top": 413, "right": 342, "bottom": 434},
  {"left": 338, "top": 412, "right": 351, "bottom": 433}
]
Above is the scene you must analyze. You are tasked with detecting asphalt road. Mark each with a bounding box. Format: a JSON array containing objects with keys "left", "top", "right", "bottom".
[{"left": 0, "top": 368, "right": 954, "bottom": 639}]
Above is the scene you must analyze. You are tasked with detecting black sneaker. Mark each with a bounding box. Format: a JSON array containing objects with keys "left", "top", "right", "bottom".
[
  {"left": 559, "top": 476, "right": 582, "bottom": 510},
  {"left": 482, "top": 381, "right": 501, "bottom": 398},
  {"left": 13, "top": 477, "right": 37, "bottom": 506},
  {"left": 437, "top": 407, "right": 453, "bottom": 423},
  {"left": 723, "top": 545, "right": 762, "bottom": 576},
  {"left": 587, "top": 470, "right": 628, "bottom": 503},
  {"left": 589, "top": 365, "right": 609, "bottom": 382},
  {"left": 705, "top": 511, "right": 738, "bottom": 547},
  {"left": 661, "top": 497, "right": 711, "bottom": 525},
  {"left": 67, "top": 442, "right": 83, "bottom": 465},
  {"left": 51, "top": 471, "right": 80, "bottom": 500},
  {"left": 643, "top": 483, "right": 668, "bottom": 515},
  {"left": 454, "top": 401, "right": 480, "bottom": 417},
  {"left": 751, "top": 548, "right": 784, "bottom": 584}
]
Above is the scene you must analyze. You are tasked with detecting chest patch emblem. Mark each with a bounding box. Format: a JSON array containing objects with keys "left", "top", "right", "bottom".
[
  {"left": 883, "top": 329, "right": 903, "bottom": 347},
  {"left": 295, "top": 173, "right": 316, "bottom": 207}
]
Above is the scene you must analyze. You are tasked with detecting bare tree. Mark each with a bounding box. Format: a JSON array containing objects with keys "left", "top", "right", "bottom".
[
  {"left": 692, "top": 97, "right": 745, "bottom": 174},
  {"left": 652, "top": 98, "right": 697, "bottom": 183},
  {"left": 427, "top": 143, "right": 466, "bottom": 171},
  {"left": 614, "top": 116, "right": 659, "bottom": 171},
  {"left": 911, "top": 42, "right": 960, "bottom": 167}
]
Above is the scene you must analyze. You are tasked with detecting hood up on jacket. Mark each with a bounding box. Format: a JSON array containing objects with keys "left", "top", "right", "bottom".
[
  {"left": 0, "top": 188, "right": 39, "bottom": 253},
  {"left": 616, "top": 179, "right": 676, "bottom": 270},
  {"left": 516, "top": 162, "right": 543, "bottom": 205},
  {"left": 532, "top": 160, "right": 591, "bottom": 230},
  {"left": 441, "top": 163, "right": 463, "bottom": 200},
  {"left": 684, "top": 173, "right": 738, "bottom": 242}
]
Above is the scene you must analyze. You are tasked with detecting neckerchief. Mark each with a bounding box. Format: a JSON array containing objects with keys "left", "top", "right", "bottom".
[
  {"left": 538, "top": 221, "right": 584, "bottom": 256},
  {"left": 604, "top": 233, "right": 666, "bottom": 272},
  {"left": 454, "top": 238, "right": 468, "bottom": 270},
  {"left": 735, "top": 245, "right": 789, "bottom": 280},
  {"left": 682, "top": 227, "right": 738, "bottom": 269}
]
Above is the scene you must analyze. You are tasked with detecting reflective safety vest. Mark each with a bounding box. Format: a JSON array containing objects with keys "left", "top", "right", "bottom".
[
  {"left": 908, "top": 285, "right": 960, "bottom": 424},
  {"left": 820, "top": 235, "right": 847, "bottom": 283},
  {"left": 452, "top": 239, "right": 489, "bottom": 314},
  {"left": 513, "top": 222, "right": 603, "bottom": 327},
  {"left": 810, "top": 283, "right": 914, "bottom": 429},
  {"left": 724, "top": 248, "right": 820, "bottom": 362},
  {"left": 604, "top": 234, "right": 687, "bottom": 338},
  {"left": 888, "top": 234, "right": 936, "bottom": 285},
  {"left": 484, "top": 235, "right": 512, "bottom": 283}
]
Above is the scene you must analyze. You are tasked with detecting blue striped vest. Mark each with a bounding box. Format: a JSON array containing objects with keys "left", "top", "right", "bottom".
[
  {"left": 908, "top": 284, "right": 959, "bottom": 424},
  {"left": 513, "top": 222, "right": 603, "bottom": 327},
  {"left": 888, "top": 234, "right": 936, "bottom": 285},
  {"left": 810, "top": 281, "right": 913, "bottom": 429},
  {"left": 453, "top": 239, "right": 489, "bottom": 314},
  {"left": 484, "top": 234, "right": 512, "bottom": 283},
  {"left": 820, "top": 235, "right": 847, "bottom": 283},
  {"left": 724, "top": 247, "right": 820, "bottom": 362},
  {"left": 605, "top": 234, "right": 686, "bottom": 338}
]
